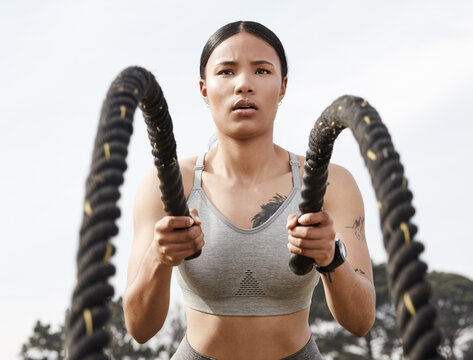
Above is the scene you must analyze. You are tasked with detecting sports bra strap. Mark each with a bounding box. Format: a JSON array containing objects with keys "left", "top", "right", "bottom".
[
  {"left": 288, "top": 151, "right": 301, "bottom": 190},
  {"left": 193, "top": 152, "right": 301, "bottom": 190},
  {"left": 193, "top": 154, "right": 205, "bottom": 189}
]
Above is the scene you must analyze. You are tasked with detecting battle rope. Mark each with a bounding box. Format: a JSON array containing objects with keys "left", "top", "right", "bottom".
[
  {"left": 67, "top": 68, "right": 443, "bottom": 360},
  {"left": 66, "top": 66, "right": 200, "bottom": 360},
  {"left": 289, "top": 95, "right": 443, "bottom": 359}
]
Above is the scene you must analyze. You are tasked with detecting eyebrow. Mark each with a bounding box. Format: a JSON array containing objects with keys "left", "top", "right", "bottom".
[{"left": 215, "top": 60, "right": 275, "bottom": 67}]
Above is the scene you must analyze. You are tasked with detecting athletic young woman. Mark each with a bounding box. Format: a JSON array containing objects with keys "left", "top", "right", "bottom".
[{"left": 123, "top": 21, "right": 376, "bottom": 359}]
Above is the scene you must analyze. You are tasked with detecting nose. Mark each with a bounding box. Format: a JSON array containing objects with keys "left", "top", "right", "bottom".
[{"left": 234, "top": 73, "right": 254, "bottom": 94}]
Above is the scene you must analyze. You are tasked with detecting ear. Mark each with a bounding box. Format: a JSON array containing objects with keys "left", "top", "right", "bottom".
[
  {"left": 199, "top": 78, "right": 209, "bottom": 104},
  {"left": 278, "top": 76, "right": 288, "bottom": 102}
]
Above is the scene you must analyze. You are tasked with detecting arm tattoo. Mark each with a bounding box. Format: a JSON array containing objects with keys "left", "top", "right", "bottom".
[
  {"left": 251, "top": 193, "right": 287, "bottom": 228},
  {"left": 354, "top": 268, "right": 366, "bottom": 275},
  {"left": 345, "top": 216, "right": 366, "bottom": 241}
]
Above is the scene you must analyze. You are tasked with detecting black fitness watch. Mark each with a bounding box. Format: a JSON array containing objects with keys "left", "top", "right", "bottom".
[{"left": 315, "top": 238, "right": 347, "bottom": 280}]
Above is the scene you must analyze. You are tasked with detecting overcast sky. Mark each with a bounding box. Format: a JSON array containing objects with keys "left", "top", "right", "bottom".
[{"left": 1, "top": 0, "right": 472, "bottom": 358}]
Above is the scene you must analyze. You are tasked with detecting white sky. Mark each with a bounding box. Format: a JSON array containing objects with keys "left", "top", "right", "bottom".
[{"left": 1, "top": 0, "right": 472, "bottom": 358}]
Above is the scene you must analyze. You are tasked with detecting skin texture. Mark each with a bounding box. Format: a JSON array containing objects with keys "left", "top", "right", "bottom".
[{"left": 123, "top": 32, "right": 375, "bottom": 359}]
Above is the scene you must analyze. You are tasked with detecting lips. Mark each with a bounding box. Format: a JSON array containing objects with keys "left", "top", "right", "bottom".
[{"left": 232, "top": 99, "right": 258, "bottom": 111}]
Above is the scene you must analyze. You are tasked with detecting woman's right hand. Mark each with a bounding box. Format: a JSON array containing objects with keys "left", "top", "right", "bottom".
[{"left": 154, "top": 208, "right": 204, "bottom": 267}]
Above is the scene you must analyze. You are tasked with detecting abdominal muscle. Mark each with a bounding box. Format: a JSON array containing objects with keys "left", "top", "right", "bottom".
[{"left": 185, "top": 307, "right": 312, "bottom": 360}]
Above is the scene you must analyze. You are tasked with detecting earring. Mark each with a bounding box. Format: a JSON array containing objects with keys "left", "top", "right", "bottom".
[{"left": 278, "top": 100, "right": 283, "bottom": 107}]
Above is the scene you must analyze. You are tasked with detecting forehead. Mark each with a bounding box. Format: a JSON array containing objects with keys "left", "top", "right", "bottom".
[{"left": 207, "top": 32, "right": 281, "bottom": 68}]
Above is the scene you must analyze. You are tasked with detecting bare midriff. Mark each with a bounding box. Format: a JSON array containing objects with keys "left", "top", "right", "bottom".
[{"left": 185, "top": 307, "right": 311, "bottom": 360}]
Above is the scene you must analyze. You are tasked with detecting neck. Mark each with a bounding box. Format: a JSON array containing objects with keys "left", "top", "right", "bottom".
[{"left": 208, "top": 131, "right": 282, "bottom": 185}]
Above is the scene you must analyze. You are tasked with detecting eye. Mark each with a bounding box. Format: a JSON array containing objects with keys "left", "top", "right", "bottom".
[
  {"left": 217, "top": 69, "right": 234, "bottom": 75},
  {"left": 255, "top": 68, "right": 271, "bottom": 75}
]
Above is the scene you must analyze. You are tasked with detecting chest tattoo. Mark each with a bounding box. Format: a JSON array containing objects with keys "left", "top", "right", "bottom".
[{"left": 251, "top": 193, "right": 287, "bottom": 228}]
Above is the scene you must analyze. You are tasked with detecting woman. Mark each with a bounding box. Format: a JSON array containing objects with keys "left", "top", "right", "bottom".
[{"left": 123, "top": 21, "right": 375, "bottom": 359}]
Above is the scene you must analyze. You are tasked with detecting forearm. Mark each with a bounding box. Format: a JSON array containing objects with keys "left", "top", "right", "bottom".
[
  {"left": 321, "top": 261, "right": 375, "bottom": 337},
  {"left": 123, "top": 241, "right": 173, "bottom": 343}
]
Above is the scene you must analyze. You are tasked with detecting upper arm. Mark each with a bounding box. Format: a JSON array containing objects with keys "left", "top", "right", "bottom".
[
  {"left": 126, "top": 157, "right": 197, "bottom": 287},
  {"left": 324, "top": 164, "right": 373, "bottom": 282}
]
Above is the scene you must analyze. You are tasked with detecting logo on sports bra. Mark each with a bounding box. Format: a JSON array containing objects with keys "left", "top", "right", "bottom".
[{"left": 235, "top": 269, "right": 266, "bottom": 296}]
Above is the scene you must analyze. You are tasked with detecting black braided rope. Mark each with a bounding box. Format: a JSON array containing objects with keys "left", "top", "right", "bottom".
[
  {"left": 66, "top": 66, "right": 200, "bottom": 360},
  {"left": 289, "top": 95, "right": 443, "bottom": 359}
]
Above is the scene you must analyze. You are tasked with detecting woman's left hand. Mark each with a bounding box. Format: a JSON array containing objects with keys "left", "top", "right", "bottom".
[{"left": 286, "top": 211, "right": 337, "bottom": 267}]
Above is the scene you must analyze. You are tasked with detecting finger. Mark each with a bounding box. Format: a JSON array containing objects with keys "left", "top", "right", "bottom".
[
  {"left": 286, "top": 213, "right": 299, "bottom": 230},
  {"left": 298, "top": 210, "right": 332, "bottom": 226},
  {"left": 289, "top": 224, "right": 335, "bottom": 242},
  {"left": 288, "top": 234, "right": 330, "bottom": 250},
  {"left": 189, "top": 208, "right": 202, "bottom": 226},
  {"left": 158, "top": 233, "right": 205, "bottom": 265},
  {"left": 287, "top": 242, "right": 334, "bottom": 265},
  {"left": 178, "top": 233, "right": 205, "bottom": 258},
  {"left": 159, "top": 240, "right": 198, "bottom": 254},
  {"left": 155, "top": 216, "right": 195, "bottom": 232},
  {"left": 156, "top": 225, "right": 203, "bottom": 245}
]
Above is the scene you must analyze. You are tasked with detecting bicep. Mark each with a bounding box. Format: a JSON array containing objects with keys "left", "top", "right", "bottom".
[{"left": 325, "top": 165, "right": 373, "bottom": 282}]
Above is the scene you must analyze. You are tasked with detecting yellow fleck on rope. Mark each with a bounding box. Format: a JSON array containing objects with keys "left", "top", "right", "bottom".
[
  {"left": 172, "top": 157, "right": 177, "bottom": 163},
  {"left": 84, "top": 201, "right": 92, "bottom": 215},
  {"left": 318, "top": 121, "right": 323, "bottom": 126},
  {"left": 159, "top": 106, "right": 163, "bottom": 110},
  {"left": 331, "top": 121, "right": 335, "bottom": 126},
  {"left": 367, "top": 150, "right": 377, "bottom": 161},
  {"left": 361, "top": 99, "right": 368, "bottom": 107},
  {"left": 382, "top": 148, "right": 389, "bottom": 158},
  {"left": 402, "top": 177, "right": 408, "bottom": 188},
  {"left": 403, "top": 292, "right": 416, "bottom": 316},
  {"left": 400, "top": 222, "right": 410, "bottom": 243},
  {"left": 318, "top": 148, "right": 321, "bottom": 154},
  {"left": 83, "top": 309, "right": 93, "bottom": 335},
  {"left": 377, "top": 201, "right": 382, "bottom": 209},
  {"left": 120, "top": 105, "right": 126, "bottom": 119},
  {"left": 363, "top": 116, "right": 371, "bottom": 125},
  {"left": 156, "top": 126, "right": 161, "bottom": 132},
  {"left": 154, "top": 143, "right": 157, "bottom": 149},
  {"left": 103, "top": 242, "right": 113, "bottom": 262},
  {"left": 338, "top": 106, "right": 342, "bottom": 110},
  {"left": 104, "top": 143, "right": 111, "bottom": 159},
  {"left": 134, "top": 89, "right": 138, "bottom": 95}
]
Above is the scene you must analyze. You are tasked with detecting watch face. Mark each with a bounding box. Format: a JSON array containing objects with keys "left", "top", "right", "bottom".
[{"left": 338, "top": 239, "right": 347, "bottom": 259}]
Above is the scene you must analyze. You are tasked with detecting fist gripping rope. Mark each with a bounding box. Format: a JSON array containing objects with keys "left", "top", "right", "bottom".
[
  {"left": 290, "top": 95, "right": 444, "bottom": 360},
  {"left": 66, "top": 67, "right": 199, "bottom": 360}
]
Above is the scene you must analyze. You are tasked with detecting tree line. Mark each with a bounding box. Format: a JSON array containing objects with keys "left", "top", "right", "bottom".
[{"left": 21, "top": 264, "right": 473, "bottom": 359}]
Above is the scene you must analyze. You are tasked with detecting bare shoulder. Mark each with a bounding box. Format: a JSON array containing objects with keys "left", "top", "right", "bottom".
[
  {"left": 294, "top": 155, "right": 356, "bottom": 184},
  {"left": 136, "top": 155, "right": 198, "bottom": 206},
  {"left": 294, "top": 155, "right": 362, "bottom": 207},
  {"left": 178, "top": 156, "right": 198, "bottom": 198},
  {"left": 326, "top": 163, "right": 363, "bottom": 211},
  {"left": 327, "top": 163, "right": 358, "bottom": 188}
]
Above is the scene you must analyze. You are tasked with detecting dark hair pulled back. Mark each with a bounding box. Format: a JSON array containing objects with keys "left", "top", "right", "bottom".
[{"left": 200, "top": 21, "right": 288, "bottom": 80}]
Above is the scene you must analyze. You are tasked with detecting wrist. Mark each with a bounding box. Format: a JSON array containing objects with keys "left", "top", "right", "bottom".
[
  {"left": 148, "top": 240, "right": 174, "bottom": 271},
  {"left": 316, "top": 239, "right": 347, "bottom": 280}
]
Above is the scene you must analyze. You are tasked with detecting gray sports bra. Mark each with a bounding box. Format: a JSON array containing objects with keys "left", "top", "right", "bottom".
[{"left": 175, "top": 152, "right": 320, "bottom": 316}]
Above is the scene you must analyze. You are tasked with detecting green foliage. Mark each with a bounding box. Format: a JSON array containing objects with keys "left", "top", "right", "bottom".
[
  {"left": 20, "top": 320, "right": 65, "bottom": 360},
  {"left": 427, "top": 271, "right": 473, "bottom": 359},
  {"left": 309, "top": 263, "right": 473, "bottom": 359},
  {"left": 20, "top": 297, "right": 185, "bottom": 360}
]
